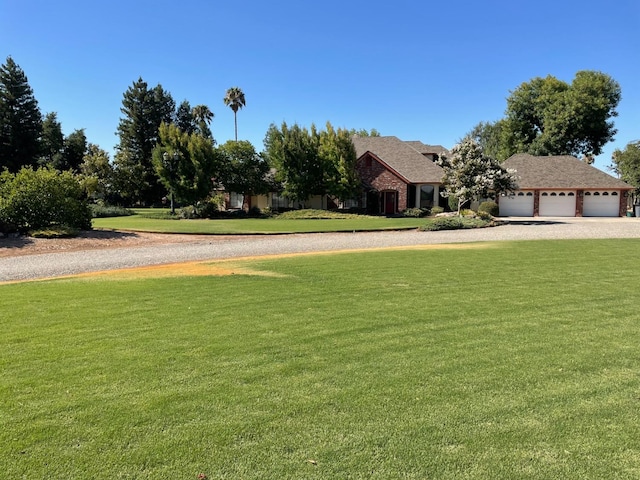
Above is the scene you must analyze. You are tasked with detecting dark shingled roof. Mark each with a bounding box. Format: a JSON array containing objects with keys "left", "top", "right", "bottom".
[
  {"left": 352, "top": 136, "right": 444, "bottom": 184},
  {"left": 404, "top": 141, "right": 449, "bottom": 157},
  {"left": 503, "top": 154, "right": 634, "bottom": 190}
]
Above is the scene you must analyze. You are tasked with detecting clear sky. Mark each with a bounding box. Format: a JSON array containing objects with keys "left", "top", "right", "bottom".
[{"left": 1, "top": 0, "right": 638, "bottom": 173}]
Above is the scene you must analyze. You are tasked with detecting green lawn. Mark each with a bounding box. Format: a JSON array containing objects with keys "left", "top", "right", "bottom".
[
  {"left": 2, "top": 239, "right": 640, "bottom": 478},
  {"left": 92, "top": 210, "right": 425, "bottom": 234}
]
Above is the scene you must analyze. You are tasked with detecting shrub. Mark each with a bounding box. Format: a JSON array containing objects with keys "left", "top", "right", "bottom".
[
  {"left": 430, "top": 206, "right": 444, "bottom": 215},
  {"left": 460, "top": 209, "right": 476, "bottom": 217},
  {"left": 0, "top": 167, "right": 91, "bottom": 233},
  {"left": 90, "top": 204, "right": 133, "bottom": 218},
  {"left": 403, "top": 207, "right": 429, "bottom": 218},
  {"left": 478, "top": 200, "right": 499, "bottom": 217},
  {"left": 419, "top": 216, "right": 490, "bottom": 231},
  {"left": 29, "top": 226, "right": 79, "bottom": 238}
]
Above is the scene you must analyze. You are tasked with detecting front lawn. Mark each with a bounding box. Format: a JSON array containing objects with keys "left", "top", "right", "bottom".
[
  {"left": 2, "top": 239, "right": 640, "bottom": 478},
  {"left": 92, "top": 209, "right": 426, "bottom": 234}
]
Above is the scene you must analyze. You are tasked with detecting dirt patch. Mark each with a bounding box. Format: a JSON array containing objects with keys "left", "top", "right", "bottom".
[{"left": 0, "top": 230, "right": 230, "bottom": 258}]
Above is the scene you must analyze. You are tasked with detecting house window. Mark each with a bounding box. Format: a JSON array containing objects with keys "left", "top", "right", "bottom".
[
  {"left": 229, "top": 192, "right": 243, "bottom": 209},
  {"left": 271, "top": 193, "right": 290, "bottom": 210},
  {"left": 420, "top": 185, "right": 435, "bottom": 208}
]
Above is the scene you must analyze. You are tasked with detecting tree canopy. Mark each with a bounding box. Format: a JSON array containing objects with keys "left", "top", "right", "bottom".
[
  {"left": 610, "top": 141, "right": 640, "bottom": 199},
  {"left": 114, "top": 78, "right": 175, "bottom": 204},
  {"left": 223, "top": 87, "right": 246, "bottom": 141},
  {"left": 469, "top": 71, "right": 621, "bottom": 161},
  {"left": 437, "top": 139, "right": 518, "bottom": 213}
]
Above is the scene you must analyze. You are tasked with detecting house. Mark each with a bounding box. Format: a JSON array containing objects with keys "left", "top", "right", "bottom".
[
  {"left": 499, "top": 154, "right": 634, "bottom": 217},
  {"left": 352, "top": 136, "right": 447, "bottom": 214}
]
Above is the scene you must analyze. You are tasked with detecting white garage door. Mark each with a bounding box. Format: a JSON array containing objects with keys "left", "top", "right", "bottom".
[
  {"left": 583, "top": 191, "right": 620, "bottom": 217},
  {"left": 499, "top": 191, "right": 534, "bottom": 216},
  {"left": 539, "top": 191, "right": 576, "bottom": 217}
]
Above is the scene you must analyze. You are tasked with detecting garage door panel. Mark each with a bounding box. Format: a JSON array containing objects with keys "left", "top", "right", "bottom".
[
  {"left": 499, "top": 192, "right": 534, "bottom": 217},
  {"left": 583, "top": 191, "right": 619, "bottom": 217},
  {"left": 539, "top": 191, "right": 576, "bottom": 217}
]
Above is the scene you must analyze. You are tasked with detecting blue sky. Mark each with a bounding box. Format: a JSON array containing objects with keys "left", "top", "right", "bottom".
[{"left": 1, "top": 0, "right": 638, "bottom": 173}]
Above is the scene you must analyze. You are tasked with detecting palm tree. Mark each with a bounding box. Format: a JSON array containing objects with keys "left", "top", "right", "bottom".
[
  {"left": 191, "top": 104, "right": 214, "bottom": 138},
  {"left": 223, "top": 87, "right": 246, "bottom": 141}
]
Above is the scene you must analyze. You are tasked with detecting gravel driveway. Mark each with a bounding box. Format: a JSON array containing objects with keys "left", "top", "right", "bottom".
[{"left": 2, "top": 217, "right": 640, "bottom": 283}]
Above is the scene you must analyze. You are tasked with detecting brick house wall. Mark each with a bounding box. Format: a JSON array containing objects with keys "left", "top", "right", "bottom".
[{"left": 356, "top": 154, "right": 410, "bottom": 213}]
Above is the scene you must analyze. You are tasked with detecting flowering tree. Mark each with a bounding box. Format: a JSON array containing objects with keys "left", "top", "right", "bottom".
[{"left": 436, "top": 139, "right": 518, "bottom": 213}]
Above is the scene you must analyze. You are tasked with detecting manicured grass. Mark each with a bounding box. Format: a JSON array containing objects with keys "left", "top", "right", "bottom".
[
  {"left": 2, "top": 239, "right": 640, "bottom": 478},
  {"left": 92, "top": 209, "right": 425, "bottom": 234}
]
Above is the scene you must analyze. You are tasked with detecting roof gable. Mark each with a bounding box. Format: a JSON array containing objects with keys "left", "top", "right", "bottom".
[
  {"left": 503, "top": 154, "right": 634, "bottom": 190},
  {"left": 352, "top": 136, "right": 444, "bottom": 184}
]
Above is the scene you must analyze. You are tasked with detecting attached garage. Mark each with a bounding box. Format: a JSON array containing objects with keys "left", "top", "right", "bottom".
[
  {"left": 539, "top": 191, "right": 576, "bottom": 216},
  {"left": 499, "top": 191, "right": 534, "bottom": 216},
  {"left": 502, "top": 154, "right": 633, "bottom": 218},
  {"left": 583, "top": 191, "right": 620, "bottom": 217}
]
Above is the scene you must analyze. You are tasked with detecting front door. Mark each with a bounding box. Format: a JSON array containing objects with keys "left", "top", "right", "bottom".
[{"left": 384, "top": 191, "right": 397, "bottom": 214}]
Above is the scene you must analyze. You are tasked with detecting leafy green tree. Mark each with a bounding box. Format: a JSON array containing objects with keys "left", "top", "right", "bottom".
[
  {"left": 320, "top": 122, "right": 360, "bottom": 203},
  {"left": 468, "top": 71, "right": 621, "bottom": 161},
  {"left": 152, "top": 122, "right": 222, "bottom": 209},
  {"left": 0, "top": 57, "right": 43, "bottom": 172},
  {"left": 437, "top": 139, "right": 518, "bottom": 213},
  {"left": 223, "top": 87, "right": 245, "bottom": 141},
  {"left": 264, "top": 122, "right": 324, "bottom": 206},
  {"left": 218, "top": 140, "right": 270, "bottom": 210},
  {"left": 79, "top": 143, "right": 114, "bottom": 202},
  {"left": 610, "top": 141, "right": 640, "bottom": 201},
  {"left": 40, "top": 112, "right": 64, "bottom": 167},
  {"left": 114, "top": 77, "right": 175, "bottom": 205}
]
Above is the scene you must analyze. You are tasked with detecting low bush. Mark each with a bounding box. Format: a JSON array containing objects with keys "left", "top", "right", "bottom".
[
  {"left": 90, "top": 204, "right": 133, "bottom": 218},
  {"left": 402, "top": 207, "right": 430, "bottom": 218},
  {"left": 419, "top": 216, "right": 491, "bottom": 231},
  {"left": 430, "top": 206, "right": 444, "bottom": 215},
  {"left": 0, "top": 167, "right": 91, "bottom": 233},
  {"left": 478, "top": 200, "right": 499, "bottom": 217}
]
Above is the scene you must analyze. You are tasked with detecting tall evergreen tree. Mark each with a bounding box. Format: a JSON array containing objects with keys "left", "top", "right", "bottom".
[
  {"left": 0, "top": 57, "right": 43, "bottom": 172},
  {"left": 40, "top": 112, "right": 64, "bottom": 167},
  {"left": 114, "top": 78, "right": 175, "bottom": 205},
  {"left": 175, "top": 100, "right": 196, "bottom": 135},
  {"left": 61, "top": 129, "right": 87, "bottom": 172}
]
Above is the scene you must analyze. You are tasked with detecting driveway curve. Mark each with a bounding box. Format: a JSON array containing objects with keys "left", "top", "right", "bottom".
[{"left": 2, "top": 217, "right": 640, "bottom": 283}]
